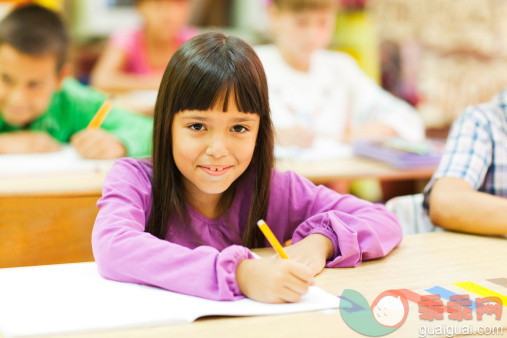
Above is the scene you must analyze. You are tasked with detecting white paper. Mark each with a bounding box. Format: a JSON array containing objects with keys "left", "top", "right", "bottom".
[
  {"left": 0, "top": 146, "right": 114, "bottom": 177},
  {"left": 275, "top": 137, "right": 353, "bottom": 161},
  {"left": 0, "top": 262, "right": 340, "bottom": 337}
]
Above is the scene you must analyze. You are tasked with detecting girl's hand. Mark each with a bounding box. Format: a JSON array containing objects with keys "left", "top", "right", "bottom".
[
  {"left": 236, "top": 258, "right": 314, "bottom": 303},
  {"left": 282, "top": 234, "right": 335, "bottom": 276},
  {"left": 71, "top": 129, "right": 126, "bottom": 159}
]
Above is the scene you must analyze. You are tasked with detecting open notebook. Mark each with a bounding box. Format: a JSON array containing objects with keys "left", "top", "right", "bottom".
[
  {"left": 0, "top": 262, "right": 341, "bottom": 337},
  {"left": 0, "top": 146, "right": 114, "bottom": 177}
]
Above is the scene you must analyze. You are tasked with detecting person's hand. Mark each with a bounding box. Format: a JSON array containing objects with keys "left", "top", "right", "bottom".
[
  {"left": 345, "top": 123, "right": 397, "bottom": 142},
  {"left": 236, "top": 258, "right": 314, "bottom": 303},
  {"left": 0, "top": 131, "right": 61, "bottom": 154},
  {"left": 281, "top": 234, "right": 335, "bottom": 276},
  {"left": 276, "top": 126, "right": 315, "bottom": 148},
  {"left": 71, "top": 129, "right": 126, "bottom": 159}
]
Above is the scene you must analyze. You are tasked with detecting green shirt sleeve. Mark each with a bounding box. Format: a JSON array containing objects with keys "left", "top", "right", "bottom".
[
  {"left": 101, "top": 104, "right": 153, "bottom": 158},
  {"left": 0, "top": 111, "right": 23, "bottom": 133},
  {"left": 0, "top": 115, "right": 6, "bottom": 132},
  {"left": 28, "top": 78, "right": 153, "bottom": 158}
]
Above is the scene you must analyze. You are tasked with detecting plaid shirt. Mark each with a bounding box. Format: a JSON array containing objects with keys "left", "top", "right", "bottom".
[{"left": 424, "top": 90, "right": 507, "bottom": 211}]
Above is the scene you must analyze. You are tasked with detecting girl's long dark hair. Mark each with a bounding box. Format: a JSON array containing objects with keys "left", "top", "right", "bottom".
[{"left": 145, "top": 32, "right": 274, "bottom": 249}]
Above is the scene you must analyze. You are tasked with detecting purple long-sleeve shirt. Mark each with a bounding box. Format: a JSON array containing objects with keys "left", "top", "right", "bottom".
[{"left": 92, "top": 158, "right": 402, "bottom": 300}]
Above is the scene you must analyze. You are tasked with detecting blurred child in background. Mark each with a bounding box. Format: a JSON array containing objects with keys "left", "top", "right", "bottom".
[
  {"left": 0, "top": 4, "right": 152, "bottom": 159},
  {"left": 91, "top": 0, "right": 198, "bottom": 91},
  {"left": 424, "top": 91, "right": 507, "bottom": 236},
  {"left": 256, "top": 0, "right": 424, "bottom": 148}
]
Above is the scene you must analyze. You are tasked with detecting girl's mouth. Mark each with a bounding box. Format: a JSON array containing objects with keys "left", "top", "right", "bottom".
[{"left": 198, "top": 165, "right": 233, "bottom": 176}]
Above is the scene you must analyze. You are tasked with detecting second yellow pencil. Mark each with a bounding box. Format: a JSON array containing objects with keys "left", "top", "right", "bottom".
[{"left": 88, "top": 99, "right": 114, "bottom": 129}]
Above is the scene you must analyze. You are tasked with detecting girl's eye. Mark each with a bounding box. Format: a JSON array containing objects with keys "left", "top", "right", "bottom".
[
  {"left": 232, "top": 125, "right": 247, "bottom": 133},
  {"left": 189, "top": 123, "right": 205, "bottom": 131}
]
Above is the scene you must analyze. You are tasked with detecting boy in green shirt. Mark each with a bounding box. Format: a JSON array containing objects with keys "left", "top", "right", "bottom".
[{"left": 0, "top": 4, "right": 152, "bottom": 159}]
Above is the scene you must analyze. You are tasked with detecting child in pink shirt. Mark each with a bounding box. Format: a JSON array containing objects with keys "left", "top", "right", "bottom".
[
  {"left": 91, "top": 0, "right": 197, "bottom": 91},
  {"left": 92, "top": 32, "right": 403, "bottom": 303}
]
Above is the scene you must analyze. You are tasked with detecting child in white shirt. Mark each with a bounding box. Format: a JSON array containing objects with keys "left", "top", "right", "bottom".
[{"left": 256, "top": 0, "right": 424, "bottom": 148}]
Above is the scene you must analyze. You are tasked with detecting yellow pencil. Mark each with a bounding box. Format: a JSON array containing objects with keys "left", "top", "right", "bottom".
[
  {"left": 257, "top": 219, "right": 289, "bottom": 259},
  {"left": 87, "top": 99, "right": 114, "bottom": 129}
]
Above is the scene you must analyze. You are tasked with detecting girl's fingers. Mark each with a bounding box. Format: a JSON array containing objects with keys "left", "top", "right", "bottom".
[
  {"left": 280, "top": 285, "right": 303, "bottom": 303},
  {"left": 287, "top": 261, "right": 314, "bottom": 284},
  {"left": 306, "top": 260, "right": 324, "bottom": 276},
  {"left": 284, "top": 274, "right": 310, "bottom": 295}
]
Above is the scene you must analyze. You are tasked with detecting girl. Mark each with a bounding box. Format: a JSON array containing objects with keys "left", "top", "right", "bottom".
[
  {"left": 90, "top": 0, "right": 197, "bottom": 91},
  {"left": 92, "top": 32, "right": 402, "bottom": 303}
]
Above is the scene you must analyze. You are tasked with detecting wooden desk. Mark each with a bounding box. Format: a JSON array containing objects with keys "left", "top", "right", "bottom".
[
  {"left": 276, "top": 157, "right": 436, "bottom": 185},
  {"left": 0, "top": 158, "right": 435, "bottom": 268},
  {"left": 0, "top": 170, "right": 108, "bottom": 196},
  {"left": 0, "top": 170, "right": 109, "bottom": 268},
  {"left": 24, "top": 232, "right": 504, "bottom": 338}
]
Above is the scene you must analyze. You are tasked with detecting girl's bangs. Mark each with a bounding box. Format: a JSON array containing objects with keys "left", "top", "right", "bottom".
[{"left": 170, "top": 49, "right": 267, "bottom": 116}]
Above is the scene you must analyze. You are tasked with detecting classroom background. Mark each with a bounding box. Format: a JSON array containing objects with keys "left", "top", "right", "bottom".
[{"left": 2, "top": 0, "right": 505, "bottom": 132}]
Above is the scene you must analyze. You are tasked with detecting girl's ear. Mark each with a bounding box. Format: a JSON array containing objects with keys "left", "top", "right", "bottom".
[{"left": 56, "top": 63, "right": 73, "bottom": 89}]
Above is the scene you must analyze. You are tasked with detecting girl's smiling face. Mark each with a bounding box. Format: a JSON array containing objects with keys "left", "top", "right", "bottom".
[{"left": 172, "top": 97, "right": 260, "bottom": 208}]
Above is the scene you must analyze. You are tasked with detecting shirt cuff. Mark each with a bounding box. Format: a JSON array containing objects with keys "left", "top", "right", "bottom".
[
  {"left": 217, "top": 244, "right": 255, "bottom": 299},
  {"left": 291, "top": 222, "right": 340, "bottom": 263}
]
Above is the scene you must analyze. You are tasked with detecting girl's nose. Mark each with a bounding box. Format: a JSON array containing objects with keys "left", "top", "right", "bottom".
[{"left": 205, "top": 133, "right": 229, "bottom": 158}]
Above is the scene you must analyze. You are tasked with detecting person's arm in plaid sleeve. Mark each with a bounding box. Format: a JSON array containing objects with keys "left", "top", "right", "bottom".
[{"left": 428, "top": 109, "right": 507, "bottom": 235}]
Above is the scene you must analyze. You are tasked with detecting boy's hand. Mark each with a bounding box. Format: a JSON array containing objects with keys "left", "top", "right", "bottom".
[
  {"left": 236, "top": 258, "right": 314, "bottom": 303},
  {"left": 276, "top": 126, "right": 315, "bottom": 148},
  {"left": 281, "top": 234, "right": 334, "bottom": 276},
  {"left": 71, "top": 129, "right": 126, "bottom": 159},
  {"left": 0, "top": 131, "right": 61, "bottom": 154}
]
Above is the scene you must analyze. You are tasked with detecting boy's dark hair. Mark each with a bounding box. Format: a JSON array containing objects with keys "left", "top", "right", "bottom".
[
  {"left": 147, "top": 32, "right": 275, "bottom": 249},
  {"left": 0, "top": 4, "right": 69, "bottom": 71},
  {"left": 273, "top": 0, "right": 336, "bottom": 12}
]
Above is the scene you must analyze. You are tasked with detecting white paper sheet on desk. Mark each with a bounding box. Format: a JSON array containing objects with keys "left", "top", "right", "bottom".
[
  {"left": 0, "top": 262, "right": 341, "bottom": 337},
  {"left": 0, "top": 146, "right": 114, "bottom": 177},
  {"left": 275, "top": 137, "right": 353, "bottom": 161}
]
